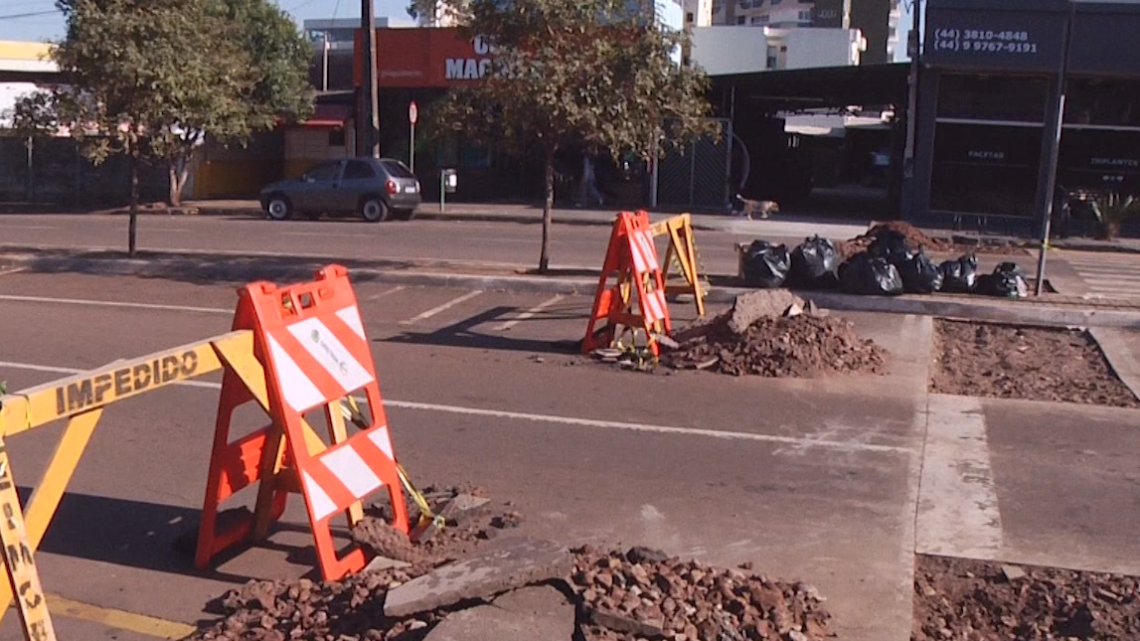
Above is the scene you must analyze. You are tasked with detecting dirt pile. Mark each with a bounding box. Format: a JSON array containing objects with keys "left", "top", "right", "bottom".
[
  {"left": 913, "top": 555, "right": 1140, "bottom": 641},
  {"left": 663, "top": 294, "right": 888, "bottom": 377},
  {"left": 931, "top": 320, "right": 1140, "bottom": 408},
  {"left": 840, "top": 222, "right": 950, "bottom": 259},
  {"left": 574, "top": 547, "right": 832, "bottom": 641},
  {"left": 191, "top": 545, "right": 834, "bottom": 641}
]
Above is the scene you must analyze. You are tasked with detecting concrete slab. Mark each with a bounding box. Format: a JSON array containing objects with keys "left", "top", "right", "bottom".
[
  {"left": 423, "top": 585, "right": 575, "bottom": 641},
  {"left": 384, "top": 538, "right": 573, "bottom": 617},
  {"left": 1089, "top": 327, "right": 1140, "bottom": 402},
  {"left": 983, "top": 397, "right": 1140, "bottom": 575}
]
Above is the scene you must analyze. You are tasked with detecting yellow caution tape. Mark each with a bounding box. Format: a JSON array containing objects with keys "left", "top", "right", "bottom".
[{"left": 339, "top": 397, "right": 441, "bottom": 530}]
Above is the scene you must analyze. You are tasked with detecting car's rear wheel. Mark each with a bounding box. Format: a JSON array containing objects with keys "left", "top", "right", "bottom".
[
  {"left": 393, "top": 208, "right": 417, "bottom": 221},
  {"left": 361, "top": 197, "right": 390, "bottom": 223},
  {"left": 265, "top": 195, "right": 293, "bottom": 221}
]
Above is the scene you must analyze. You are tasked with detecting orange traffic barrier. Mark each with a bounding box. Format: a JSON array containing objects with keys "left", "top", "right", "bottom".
[
  {"left": 582, "top": 211, "right": 673, "bottom": 357},
  {"left": 196, "top": 265, "right": 408, "bottom": 582}
]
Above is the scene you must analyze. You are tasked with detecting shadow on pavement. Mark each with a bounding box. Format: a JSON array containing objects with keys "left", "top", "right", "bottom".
[
  {"left": 19, "top": 487, "right": 343, "bottom": 586},
  {"left": 382, "top": 305, "right": 586, "bottom": 354},
  {"left": 1, "top": 246, "right": 483, "bottom": 287}
]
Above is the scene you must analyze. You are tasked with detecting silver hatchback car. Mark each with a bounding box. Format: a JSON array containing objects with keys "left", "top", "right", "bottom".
[{"left": 260, "top": 158, "right": 421, "bottom": 222}]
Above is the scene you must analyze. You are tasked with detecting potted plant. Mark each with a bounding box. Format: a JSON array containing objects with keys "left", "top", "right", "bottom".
[{"left": 1092, "top": 192, "right": 1140, "bottom": 240}]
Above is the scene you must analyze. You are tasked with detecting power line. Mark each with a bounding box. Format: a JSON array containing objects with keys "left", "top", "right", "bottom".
[{"left": 0, "top": 9, "right": 58, "bottom": 20}]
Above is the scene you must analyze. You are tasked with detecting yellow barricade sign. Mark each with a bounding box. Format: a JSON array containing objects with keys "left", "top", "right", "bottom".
[
  {"left": 0, "top": 331, "right": 266, "bottom": 641},
  {"left": 650, "top": 213, "right": 708, "bottom": 317},
  {"left": 0, "top": 435, "right": 55, "bottom": 641}
]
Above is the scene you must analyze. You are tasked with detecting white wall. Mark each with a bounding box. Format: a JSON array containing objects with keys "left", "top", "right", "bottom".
[
  {"left": 784, "top": 28, "right": 864, "bottom": 69},
  {"left": 690, "top": 27, "right": 769, "bottom": 75}
]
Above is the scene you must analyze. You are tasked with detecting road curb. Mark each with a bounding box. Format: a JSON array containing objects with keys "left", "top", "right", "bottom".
[
  {"left": 412, "top": 210, "right": 731, "bottom": 232},
  {"left": 6, "top": 249, "right": 1140, "bottom": 329}
]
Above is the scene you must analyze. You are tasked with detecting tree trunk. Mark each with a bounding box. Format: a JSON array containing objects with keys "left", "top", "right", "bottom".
[
  {"left": 539, "top": 146, "right": 555, "bottom": 274},
  {"left": 129, "top": 148, "right": 139, "bottom": 257}
]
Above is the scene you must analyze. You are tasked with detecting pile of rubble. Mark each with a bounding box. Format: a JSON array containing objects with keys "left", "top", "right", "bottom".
[
  {"left": 192, "top": 538, "right": 834, "bottom": 641},
  {"left": 659, "top": 291, "right": 888, "bottom": 377},
  {"left": 913, "top": 555, "right": 1140, "bottom": 641},
  {"left": 573, "top": 547, "right": 831, "bottom": 641}
]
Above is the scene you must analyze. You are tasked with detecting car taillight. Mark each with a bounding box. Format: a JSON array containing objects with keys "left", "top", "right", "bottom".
[{"left": 386, "top": 179, "right": 398, "bottom": 195}]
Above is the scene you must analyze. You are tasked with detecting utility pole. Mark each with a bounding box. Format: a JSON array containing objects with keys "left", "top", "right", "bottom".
[
  {"left": 1033, "top": 2, "right": 1076, "bottom": 296},
  {"left": 901, "top": 0, "right": 921, "bottom": 217},
  {"left": 361, "top": 0, "right": 380, "bottom": 158}
]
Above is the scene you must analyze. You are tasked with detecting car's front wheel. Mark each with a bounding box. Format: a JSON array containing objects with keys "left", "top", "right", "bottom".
[
  {"left": 360, "top": 197, "right": 390, "bottom": 223},
  {"left": 265, "top": 195, "right": 293, "bottom": 221}
]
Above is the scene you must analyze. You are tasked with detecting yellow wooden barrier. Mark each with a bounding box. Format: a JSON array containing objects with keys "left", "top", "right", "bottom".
[
  {"left": 0, "top": 330, "right": 338, "bottom": 641},
  {"left": 650, "top": 213, "right": 708, "bottom": 317}
]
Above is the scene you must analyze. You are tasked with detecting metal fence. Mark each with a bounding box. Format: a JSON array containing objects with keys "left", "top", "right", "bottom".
[
  {"left": 656, "top": 119, "right": 733, "bottom": 209},
  {"left": 0, "top": 135, "right": 167, "bottom": 206}
]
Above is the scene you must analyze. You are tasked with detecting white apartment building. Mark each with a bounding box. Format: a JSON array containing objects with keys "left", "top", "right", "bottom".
[
  {"left": 709, "top": 0, "right": 902, "bottom": 65},
  {"left": 712, "top": 0, "right": 815, "bottom": 27},
  {"left": 684, "top": 0, "right": 714, "bottom": 27}
]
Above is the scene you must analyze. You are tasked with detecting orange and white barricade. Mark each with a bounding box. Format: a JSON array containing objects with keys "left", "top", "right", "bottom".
[
  {"left": 582, "top": 211, "right": 673, "bottom": 356},
  {"left": 196, "top": 265, "right": 408, "bottom": 582}
]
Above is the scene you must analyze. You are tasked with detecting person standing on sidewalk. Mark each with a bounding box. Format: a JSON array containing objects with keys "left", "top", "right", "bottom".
[{"left": 576, "top": 153, "right": 604, "bottom": 208}]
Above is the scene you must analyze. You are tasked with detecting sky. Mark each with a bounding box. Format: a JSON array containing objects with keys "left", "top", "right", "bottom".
[
  {"left": 0, "top": 0, "right": 919, "bottom": 61},
  {"left": 0, "top": 0, "right": 413, "bottom": 42}
]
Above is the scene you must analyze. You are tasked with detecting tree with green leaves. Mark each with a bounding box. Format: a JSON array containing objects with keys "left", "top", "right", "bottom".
[
  {"left": 13, "top": 0, "right": 312, "bottom": 255},
  {"left": 428, "top": 0, "right": 715, "bottom": 273}
]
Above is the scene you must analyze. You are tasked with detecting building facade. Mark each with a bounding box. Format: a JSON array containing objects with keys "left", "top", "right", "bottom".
[{"left": 912, "top": 0, "right": 1140, "bottom": 235}]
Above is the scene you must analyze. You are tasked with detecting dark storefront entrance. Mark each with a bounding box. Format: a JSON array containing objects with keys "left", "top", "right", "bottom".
[{"left": 914, "top": 0, "right": 1140, "bottom": 236}]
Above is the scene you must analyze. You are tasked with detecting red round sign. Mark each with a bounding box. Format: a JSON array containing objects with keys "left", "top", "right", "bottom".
[{"left": 409, "top": 101, "right": 418, "bottom": 125}]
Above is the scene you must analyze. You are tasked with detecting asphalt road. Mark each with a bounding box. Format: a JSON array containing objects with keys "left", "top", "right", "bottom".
[
  {"left": 0, "top": 213, "right": 764, "bottom": 276},
  {"left": 1, "top": 268, "right": 1139, "bottom": 640}
]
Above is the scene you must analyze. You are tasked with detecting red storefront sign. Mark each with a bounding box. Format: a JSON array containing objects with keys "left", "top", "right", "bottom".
[{"left": 353, "top": 28, "right": 496, "bottom": 88}]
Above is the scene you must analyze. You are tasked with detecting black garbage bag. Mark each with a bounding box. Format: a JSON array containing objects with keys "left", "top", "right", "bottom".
[
  {"left": 789, "top": 235, "right": 840, "bottom": 289},
  {"left": 868, "top": 230, "right": 914, "bottom": 268},
  {"left": 978, "top": 262, "right": 1029, "bottom": 298},
  {"left": 939, "top": 253, "right": 979, "bottom": 293},
  {"left": 839, "top": 252, "right": 904, "bottom": 296},
  {"left": 900, "top": 249, "right": 944, "bottom": 294},
  {"left": 742, "top": 240, "right": 791, "bottom": 289}
]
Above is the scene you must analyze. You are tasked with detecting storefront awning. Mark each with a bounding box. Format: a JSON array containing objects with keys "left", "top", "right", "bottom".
[{"left": 298, "top": 104, "right": 352, "bottom": 128}]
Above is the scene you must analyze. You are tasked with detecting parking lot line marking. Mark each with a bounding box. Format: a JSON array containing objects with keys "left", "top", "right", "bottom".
[
  {"left": 367, "top": 286, "right": 405, "bottom": 301},
  {"left": 915, "top": 394, "right": 1003, "bottom": 559},
  {"left": 399, "top": 290, "right": 483, "bottom": 325},
  {"left": 0, "top": 267, "right": 26, "bottom": 276},
  {"left": 494, "top": 295, "right": 565, "bottom": 331},
  {"left": 0, "top": 359, "right": 910, "bottom": 454},
  {"left": 0, "top": 294, "right": 231, "bottom": 315},
  {"left": 46, "top": 593, "right": 196, "bottom": 639},
  {"left": 281, "top": 232, "right": 368, "bottom": 238},
  {"left": 383, "top": 400, "right": 911, "bottom": 453}
]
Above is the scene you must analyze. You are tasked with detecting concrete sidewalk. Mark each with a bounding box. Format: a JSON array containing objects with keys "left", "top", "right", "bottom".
[{"left": 181, "top": 198, "right": 875, "bottom": 239}]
